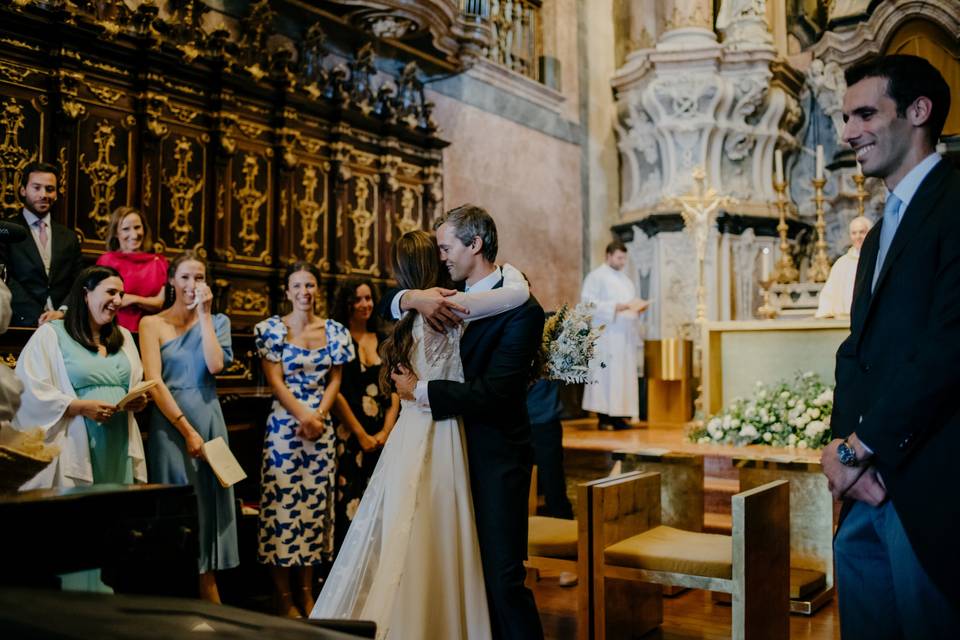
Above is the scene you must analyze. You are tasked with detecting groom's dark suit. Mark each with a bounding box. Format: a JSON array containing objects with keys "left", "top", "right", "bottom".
[
  {"left": 429, "top": 283, "right": 544, "bottom": 640},
  {"left": 831, "top": 158, "right": 960, "bottom": 606},
  {"left": 380, "top": 279, "right": 545, "bottom": 639}
]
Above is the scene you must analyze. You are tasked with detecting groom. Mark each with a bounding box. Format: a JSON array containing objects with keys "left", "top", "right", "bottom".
[{"left": 386, "top": 204, "right": 545, "bottom": 639}]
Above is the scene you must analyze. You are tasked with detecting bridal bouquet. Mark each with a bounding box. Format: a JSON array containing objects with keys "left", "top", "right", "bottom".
[
  {"left": 537, "top": 302, "right": 604, "bottom": 384},
  {"left": 688, "top": 371, "right": 834, "bottom": 449}
]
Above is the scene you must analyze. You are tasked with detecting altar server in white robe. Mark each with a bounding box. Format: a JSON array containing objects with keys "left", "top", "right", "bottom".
[
  {"left": 815, "top": 216, "right": 873, "bottom": 319},
  {"left": 580, "top": 241, "right": 648, "bottom": 430}
]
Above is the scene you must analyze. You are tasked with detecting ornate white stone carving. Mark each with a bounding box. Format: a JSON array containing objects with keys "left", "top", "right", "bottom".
[
  {"left": 614, "top": 44, "right": 802, "bottom": 221},
  {"left": 626, "top": 226, "right": 659, "bottom": 339},
  {"left": 806, "top": 59, "right": 847, "bottom": 145},
  {"left": 613, "top": 4, "right": 805, "bottom": 332},
  {"left": 731, "top": 228, "right": 759, "bottom": 320},
  {"left": 716, "top": 0, "right": 774, "bottom": 50},
  {"left": 658, "top": 231, "right": 699, "bottom": 340},
  {"left": 828, "top": 0, "right": 871, "bottom": 24}
]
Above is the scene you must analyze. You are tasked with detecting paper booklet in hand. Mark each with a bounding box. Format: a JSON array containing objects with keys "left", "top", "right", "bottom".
[
  {"left": 202, "top": 436, "right": 247, "bottom": 488},
  {"left": 116, "top": 379, "right": 159, "bottom": 410}
]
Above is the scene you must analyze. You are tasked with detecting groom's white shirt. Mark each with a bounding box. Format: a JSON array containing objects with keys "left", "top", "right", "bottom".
[{"left": 411, "top": 266, "right": 502, "bottom": 411}]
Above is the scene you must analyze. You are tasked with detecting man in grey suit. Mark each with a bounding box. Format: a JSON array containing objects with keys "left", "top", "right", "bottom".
[
  {"left": 822, "top": 54, "right": 960, "bottom": 638},
  {"left": 0, "top": 161, "right": 82, "bottom": 326}
]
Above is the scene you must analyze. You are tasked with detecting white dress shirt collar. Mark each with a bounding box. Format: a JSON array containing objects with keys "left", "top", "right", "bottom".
[
  {"left": 22, "top": 208, "right": 49, "bottom": 227},
  {"left": 464, "top": 265, "right": 502, "bottom": 294},
  {"left": 890, "top": 152, "right": 942, "bottom": 213}
]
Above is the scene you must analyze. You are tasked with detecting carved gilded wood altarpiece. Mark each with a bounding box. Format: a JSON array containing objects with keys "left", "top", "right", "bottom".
[{"left": 0, "top": 0, "right": 447, "bottom": 332}]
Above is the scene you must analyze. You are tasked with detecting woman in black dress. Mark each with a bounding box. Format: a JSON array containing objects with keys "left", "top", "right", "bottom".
[{"left": 330, "top": 280, "right": 400, "bottom": 553}]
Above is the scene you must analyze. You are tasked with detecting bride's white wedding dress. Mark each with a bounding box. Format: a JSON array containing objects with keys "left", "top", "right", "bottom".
[{"left": 310, "top": 264, "right": 529, "bottom": 640}]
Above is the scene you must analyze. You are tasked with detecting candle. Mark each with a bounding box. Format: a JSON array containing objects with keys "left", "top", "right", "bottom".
[
  {"left": 775, "top": 149, "right": 784, "bottom": 184},
  {"left": 761, "top": 247, "right": 772, "bottom": 281},
  {"left": 816, "top": 145, "right": 824, "bottom": 180},
  {"left": 856, "top": 160, "right": 863, "bottom": 176}
]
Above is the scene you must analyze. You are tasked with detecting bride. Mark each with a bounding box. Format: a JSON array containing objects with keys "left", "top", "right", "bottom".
[{"left": 310, "top": 230, "right": 529, "bottom": 639}]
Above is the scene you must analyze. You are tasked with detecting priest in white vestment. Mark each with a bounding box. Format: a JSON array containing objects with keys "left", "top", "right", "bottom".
[
  {"left": 581, "top": 241, "right": 648, "bottom": 430},
  {"left": 816, "top": 216, "right": 873, "bottom": 319}
]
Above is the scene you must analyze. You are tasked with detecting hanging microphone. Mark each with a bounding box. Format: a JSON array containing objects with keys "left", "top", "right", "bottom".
[{"left": 0, "top": 220, "right": 29, "bottom": 243}]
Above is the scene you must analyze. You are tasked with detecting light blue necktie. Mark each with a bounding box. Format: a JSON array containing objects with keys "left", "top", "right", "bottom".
[{"left": 872, "top": 192, "right": 902, "bottom": 292}]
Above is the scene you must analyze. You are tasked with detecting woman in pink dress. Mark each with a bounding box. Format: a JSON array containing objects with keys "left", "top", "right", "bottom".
[{"left": 96, "top": 206, "right": 168, "bottom": 332}]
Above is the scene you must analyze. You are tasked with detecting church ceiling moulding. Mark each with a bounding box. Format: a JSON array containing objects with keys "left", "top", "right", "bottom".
[{"left": 283, "top": 0, "right": 490, "bottom": 69}]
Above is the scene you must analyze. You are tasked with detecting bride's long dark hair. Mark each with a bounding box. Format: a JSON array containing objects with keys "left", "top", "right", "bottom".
[{"left": 379, "top": 230, "right": 453, "bottom": 393}]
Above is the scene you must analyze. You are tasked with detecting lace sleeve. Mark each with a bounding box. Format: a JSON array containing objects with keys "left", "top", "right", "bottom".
[{"left": 448, "top": 263, "right": 529, "bottom": 322}]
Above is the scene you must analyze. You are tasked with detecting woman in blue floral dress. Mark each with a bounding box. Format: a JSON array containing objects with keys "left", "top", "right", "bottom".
[{"left": 254, "top": 261, "right": 354, "bottom": 617}]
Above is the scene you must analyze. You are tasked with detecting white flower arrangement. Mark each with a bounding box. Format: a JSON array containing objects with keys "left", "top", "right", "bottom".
[
  {"left": 688, "top": 371, "right": 834, "bottom": 449},
  {"left": 538, "top": 302, "right": 605, "bottom": 384}
]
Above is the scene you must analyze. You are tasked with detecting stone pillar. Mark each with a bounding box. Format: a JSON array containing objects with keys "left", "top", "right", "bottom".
[{"left": 612, "top": 0, "right": 804, "bottom": 335}]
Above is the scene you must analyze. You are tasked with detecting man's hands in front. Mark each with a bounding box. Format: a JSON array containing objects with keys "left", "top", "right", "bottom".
[
  {"left": 821, "top": 433, "right": 887, "bottom": 506},
  {"left": 402, "top": 288, "right": 468, "bottom": 332},
  {"left": 391, "top": 365, "right": 419, "bottom": 401}
]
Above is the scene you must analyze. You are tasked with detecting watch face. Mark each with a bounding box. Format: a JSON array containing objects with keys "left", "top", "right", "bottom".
[{"left": 838, "top": 442, "right": 857, "bottom": 466}]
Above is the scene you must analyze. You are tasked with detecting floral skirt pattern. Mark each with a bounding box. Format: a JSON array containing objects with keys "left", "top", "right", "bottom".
[
  {"left": 258, "top": 396, "right": 337, "bottom": 566},
  {"left": 334, "top": 366, "right": 392, "bottom": 553}
]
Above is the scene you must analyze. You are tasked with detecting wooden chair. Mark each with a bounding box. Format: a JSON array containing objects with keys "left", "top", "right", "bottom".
[
  {"left": 591, "top": 471, "right": 789, "bottom": 640},
  {"left": 614, "top": 449, "right": 705, "bottom": 596},
  {"left": 525, "top": 469, "right": 628, "bottom": 640}
]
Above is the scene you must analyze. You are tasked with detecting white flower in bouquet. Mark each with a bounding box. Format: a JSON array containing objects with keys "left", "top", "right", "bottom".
[
  {"left": 538, "top": 302, "right": 604, "bottom": 384},
  {"left": 688, "top": 372, "right": 835, "bottom": 449}
]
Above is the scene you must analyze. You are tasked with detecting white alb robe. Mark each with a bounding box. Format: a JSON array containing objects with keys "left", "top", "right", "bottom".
[
  {"left": 580, "top": 264, "right": 640, "bottom": 419},
  {"left": 13, "top": 323, "right": 147, "bottom": 490},
  {"left": 815, "top": 248, "right": 860, "bottom": 319}
]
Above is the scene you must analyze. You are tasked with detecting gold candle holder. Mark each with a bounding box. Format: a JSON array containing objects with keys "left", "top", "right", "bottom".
[
  {"left": 757, "top": 277, "right": 779, "bottom": 319},
  {"left": 772, "top": 180, "right": 798, "bottom": 283},
  {"left": 808, "top": 177, "right": 830, "bottom": 283},
  {"left": 853, "top": 171, "right": 868, "bottom": 217}
]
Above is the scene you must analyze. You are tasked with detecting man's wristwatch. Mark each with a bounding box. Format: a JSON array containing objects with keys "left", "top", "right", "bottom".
[{"left": 837, "top": 439, "right": 859, "bottom": 467}]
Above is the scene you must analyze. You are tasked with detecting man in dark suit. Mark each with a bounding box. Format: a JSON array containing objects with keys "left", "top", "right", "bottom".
[
  {"left": 0, "top": 161, "right": 82, "bottom": 327},
  {"left": 389, "top": 204, "right": 545, "bottom": 639},
  {"left": 822, "top": 54, "right": 960, "bottom": 638}
]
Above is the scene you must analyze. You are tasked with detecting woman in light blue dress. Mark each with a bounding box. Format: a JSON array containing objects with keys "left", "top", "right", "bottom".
[
  {"left": 255, "top": 261, "right": 354, "bottom": 617},
  {"left": 139, "top": 251, "right": 238, "bottom": 603}
]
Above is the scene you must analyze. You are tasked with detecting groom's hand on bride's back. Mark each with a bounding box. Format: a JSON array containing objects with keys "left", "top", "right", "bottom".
[{"left": 402, "top": 288, "right": 468, "bottom": 332}]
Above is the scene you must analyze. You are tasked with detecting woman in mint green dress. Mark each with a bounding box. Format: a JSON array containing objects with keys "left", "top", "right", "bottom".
[
  {"left": 14, "top": 266, "right": 152, "bottom": 592},
  {"left": 15, "top": 265, "right": 150, "bottom": 490}
]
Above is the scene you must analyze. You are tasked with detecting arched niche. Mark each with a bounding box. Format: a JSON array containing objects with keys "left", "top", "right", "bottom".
[
  {"left": 810, "top": 0, "right": 960, "bottom": 72},
  {"left": 885, "top": 19, "right": 960, "bottom": 136}
]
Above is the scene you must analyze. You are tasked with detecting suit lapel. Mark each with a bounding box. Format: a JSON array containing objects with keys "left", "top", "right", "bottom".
[
  {"left": 849, "top": 228, "right": 877, "bottom": 340},
  {"left": 14, "top": 213, "right": 46, "bottom": 276},
  {"left": 857, "top": 160, "right": 950, "bottom": 338},
  {"left": 49, "top": 222, "right": 72, "bottom": 277},
  {"left": 458, "top": 275, "right": 506, "bottom": 361}
]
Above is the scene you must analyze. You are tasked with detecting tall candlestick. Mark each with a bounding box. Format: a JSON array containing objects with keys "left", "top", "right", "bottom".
[
  {"left": 760, "top": 246, "right": 772, "bottom": 281},
  {"left": 809, "top": 176, "right": 830, "bottom": 282},
  {"left": 816, "top": 145, "right": 824, "bottom": 180},
  {"left": 775, "top": 149, "right": 784, "bottom": 184},
  {"left": 772, "top": 179, "right": 798, "bottom": 284}
]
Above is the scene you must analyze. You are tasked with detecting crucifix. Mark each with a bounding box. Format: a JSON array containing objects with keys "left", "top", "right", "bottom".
[{"left": 668, "top": 167, "right": 736, "bottom": 324}]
